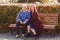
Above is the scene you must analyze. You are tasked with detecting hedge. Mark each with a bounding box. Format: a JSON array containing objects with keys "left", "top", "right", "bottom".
[
  {"left": 0, "top": 6, "right": 21, "bottom": 29},
  {"left": 0, "top": 5, "right": 59, "bottom": 30}
]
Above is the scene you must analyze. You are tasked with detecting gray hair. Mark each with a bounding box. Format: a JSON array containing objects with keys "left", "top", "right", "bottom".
[{"left": 22, "top": 4, "right": 27, "bottom": 8}]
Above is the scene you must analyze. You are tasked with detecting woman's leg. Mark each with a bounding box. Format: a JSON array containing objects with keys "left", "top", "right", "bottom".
[
  {"left": 27, "top": 24, "right": 37, "bottom": 36},
  {"left": 26, "top": 25, "right": 37, "bottom": 37},
  {"left": 27, "top": 25, "right": 31, "bottom": 33},
  {"left": 31, "top": 28, "right": 36, "bottom": 35},
  {"left": 30, "top": 22, "right": 36, "bottom": 36}
]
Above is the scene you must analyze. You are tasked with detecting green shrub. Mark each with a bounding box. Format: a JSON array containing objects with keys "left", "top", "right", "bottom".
[
  {"left": 37, "top": 5, "right": 60, "bottom": 13},
  {"left": 0, "top": 6, "right": 21, "bottom": 28}
]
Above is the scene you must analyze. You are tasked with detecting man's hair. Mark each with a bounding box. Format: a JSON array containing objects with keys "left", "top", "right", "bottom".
[{"left": 22, "top": 4, "right": 27, "bottom": 8}]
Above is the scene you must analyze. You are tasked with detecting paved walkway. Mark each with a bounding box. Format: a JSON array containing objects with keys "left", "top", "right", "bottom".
[{"left": 0, "top": 32, "right": 60, "bottom": 40}]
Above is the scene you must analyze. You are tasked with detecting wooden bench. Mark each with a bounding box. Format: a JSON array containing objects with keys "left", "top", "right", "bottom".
[
  {"left": 9, "top": 24, "right": 23, "bottom": 35},
  {"left": 38, "top": 13, "right": 58, "bottom": 35},
  {"left": 9, "top": 13, "right": 58, "bottom": 35},
  {"left": 39, "top": 13, "right": 58, "bottom": 29}
]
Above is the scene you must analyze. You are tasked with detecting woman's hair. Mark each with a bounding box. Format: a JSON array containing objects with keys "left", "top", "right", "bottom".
[{"left": 29, "top": 4, "right": 37, "bottom": 12}]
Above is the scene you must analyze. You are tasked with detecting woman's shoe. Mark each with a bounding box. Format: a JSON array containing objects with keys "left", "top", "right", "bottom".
[
  {"left": 25, "top": 33, "right": 31, "bottom": 37},
  {"left": 34, "top": 35, "right": 37, "bottom": 37},
  {"left": 33, "top": 35, "right": 38, "bottom": 38}
]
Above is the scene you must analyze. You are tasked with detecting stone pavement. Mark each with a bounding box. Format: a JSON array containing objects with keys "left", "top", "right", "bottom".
[{"left": 0, "top": 32, "right": 60, "bottom": 40}]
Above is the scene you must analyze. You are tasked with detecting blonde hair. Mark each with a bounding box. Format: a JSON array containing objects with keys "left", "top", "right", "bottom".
[{"left": 29, "top": 4, "right": 37, "bottom": 12}]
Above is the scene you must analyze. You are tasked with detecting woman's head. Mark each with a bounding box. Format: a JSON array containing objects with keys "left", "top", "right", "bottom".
[{"left": 29, "top": 4, "right": 37, "bottom": 13}]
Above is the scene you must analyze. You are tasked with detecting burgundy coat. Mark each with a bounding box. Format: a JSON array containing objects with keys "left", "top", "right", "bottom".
[{"left": 31, "top": 12, "right": 44, "bottom": 36}]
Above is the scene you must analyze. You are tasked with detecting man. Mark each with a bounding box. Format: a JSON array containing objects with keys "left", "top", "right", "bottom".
[{"left": 16, "top": 4, "right": 30, "bottom": 38}]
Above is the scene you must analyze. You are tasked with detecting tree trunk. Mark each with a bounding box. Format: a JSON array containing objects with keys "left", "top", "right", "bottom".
[{"left": 26, "top": 0, "right": 29, "bottom": 3}]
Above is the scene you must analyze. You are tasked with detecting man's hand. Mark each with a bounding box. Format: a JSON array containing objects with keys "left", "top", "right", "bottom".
[
  {"left": 20, "top": 21, "right": 23, "bottom": 24},
  {"left": 23, "top": 19, "right": 29, "bottom": 24},
  {"left": 23, "top": 21, "right": 27, "bottom": 24}
]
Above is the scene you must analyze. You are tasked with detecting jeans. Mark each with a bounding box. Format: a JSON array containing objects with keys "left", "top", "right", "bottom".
[{"left": 16, "top": 21, "right": 30, "bottom": 35}]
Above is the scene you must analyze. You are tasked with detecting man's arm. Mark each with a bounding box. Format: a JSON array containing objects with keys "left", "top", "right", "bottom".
[
  {"left": 16, "top": 12, "right": 21, "bottom": 21},
  {"left": 23, "top": 11, "right": 30, "bottom": 24},
  {"left": 23, "top": 19, "right": 29, "bottom": 24},
  {"left": 16, "top": 10, "right": 23, "bottom": 24}
]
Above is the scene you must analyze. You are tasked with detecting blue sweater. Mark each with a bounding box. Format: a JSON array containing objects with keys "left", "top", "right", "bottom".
[{"left": 16, "top": 10, "right": 30, "bottom": 22}]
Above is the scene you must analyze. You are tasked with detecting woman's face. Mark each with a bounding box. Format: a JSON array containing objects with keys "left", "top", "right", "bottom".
[{"left": 30, "top": 6, "right": 35, "bottom": 12}]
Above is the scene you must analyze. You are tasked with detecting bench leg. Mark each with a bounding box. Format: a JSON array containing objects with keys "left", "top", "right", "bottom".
[
  {"left": 23, "top": 37, "right": 26, "bottom": 40},
  {"left": 10, "top": 28, "right": 13, "bottom": 35}
]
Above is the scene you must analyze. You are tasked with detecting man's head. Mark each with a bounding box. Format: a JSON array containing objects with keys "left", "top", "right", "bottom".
[{"left": 22, "top": 4, "right": 27, "bottom": 10}]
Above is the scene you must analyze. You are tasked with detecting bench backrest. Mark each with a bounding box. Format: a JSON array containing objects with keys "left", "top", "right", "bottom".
[{"left": 38, "top": 13, "right": 58, "bottom": 25}]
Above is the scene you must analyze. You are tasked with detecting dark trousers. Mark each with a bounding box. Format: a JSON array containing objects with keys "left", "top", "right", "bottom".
[{"left": 16, "top": 21, "right": 30, "bottom": 35}]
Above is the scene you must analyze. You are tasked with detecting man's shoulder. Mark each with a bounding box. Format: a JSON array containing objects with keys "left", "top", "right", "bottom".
[
  {"left": 19, "top": 10, "right": 23, "bottom": 12},
  {"left": 18, "top": 10, "right": 23, "bottom": 14},
  {"left": 27, "top": 10, "right": 30, "bottom": 12}
]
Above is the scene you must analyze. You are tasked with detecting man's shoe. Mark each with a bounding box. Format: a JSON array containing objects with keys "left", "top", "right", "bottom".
[
  {"left": 15, "top": 34, "right": 19, "bottom": 38},
  {"left": 22, "top": 34, "right": 25, "bottom": 37}
]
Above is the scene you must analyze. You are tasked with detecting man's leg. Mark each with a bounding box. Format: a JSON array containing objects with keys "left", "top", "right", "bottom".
[
  {"left": 22, "top": 25, "right": 30, "bottom": 34},
  {"left": 23, "top": 21, "right": 31, "bottom": 37},
  {"left": 16, "top": 21, "right": 20, "bottom": 38},
  {"left": 21, "top": 24, "right": 27, "bottom": 37}
]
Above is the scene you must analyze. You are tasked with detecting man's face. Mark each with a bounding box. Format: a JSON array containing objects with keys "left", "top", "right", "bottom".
[{"left": 22, "top": 5, "right": 27, "bottom": 10}]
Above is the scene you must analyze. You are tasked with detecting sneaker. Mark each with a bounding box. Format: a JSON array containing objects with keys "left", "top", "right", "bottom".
[
  {"left": 15, "top": 34, "right": 19, "bottom": 38},
  {"left": 22, "top": 34, "right": 25, "bottom": 37}
]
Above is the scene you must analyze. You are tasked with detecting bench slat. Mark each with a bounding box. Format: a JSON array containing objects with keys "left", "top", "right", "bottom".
[
  {"left": 39, "top": 13, "right": 58, "bottom": 25},
  {"left": 9, "top": 13, "right": 58, "bottom": 30},
  {"left": 9, "top": 24, "right": 16, "bottom": 27}
]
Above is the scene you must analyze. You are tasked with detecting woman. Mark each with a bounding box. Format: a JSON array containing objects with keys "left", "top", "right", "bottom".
[{"left": 29, "top": 4, "right": 44, "bottom": 36}]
